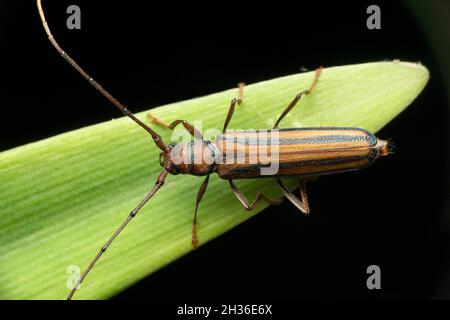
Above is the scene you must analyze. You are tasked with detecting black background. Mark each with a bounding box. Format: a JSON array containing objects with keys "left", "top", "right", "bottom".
[{"left": 1, "top": 1, "right": 449, "bottom": 300}]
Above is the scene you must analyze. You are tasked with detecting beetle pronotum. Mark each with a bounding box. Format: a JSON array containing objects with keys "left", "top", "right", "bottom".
[{"left": 37, "top": 0, "right": 391, "bottom": 300}]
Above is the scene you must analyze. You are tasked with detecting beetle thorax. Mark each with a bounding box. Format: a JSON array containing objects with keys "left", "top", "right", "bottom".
[{"left": 160, "top": 141, "right": 217, "bottom": 176}]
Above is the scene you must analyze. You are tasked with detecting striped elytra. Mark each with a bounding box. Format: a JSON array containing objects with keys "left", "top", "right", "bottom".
[{"left": 213, "top": 127, "right": 388, "bottom": 179}]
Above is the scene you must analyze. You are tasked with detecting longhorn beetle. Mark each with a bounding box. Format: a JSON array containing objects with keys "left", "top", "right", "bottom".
[{"left": 37, "top": 0, "right": 391, "bottom": 300}]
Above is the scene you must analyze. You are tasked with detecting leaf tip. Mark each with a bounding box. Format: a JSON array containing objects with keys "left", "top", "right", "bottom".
[{"left": 395, "top": 59, "right": 430, "bottom": 83}]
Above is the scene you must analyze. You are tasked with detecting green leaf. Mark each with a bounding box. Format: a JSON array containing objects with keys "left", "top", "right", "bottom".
[{"left": 0, "top": 61, "right": 429, "bottom": 299}]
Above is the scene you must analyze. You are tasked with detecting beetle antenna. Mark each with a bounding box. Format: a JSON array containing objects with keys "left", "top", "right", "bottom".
[
  {"left": 36, "top": 0, "right": 167, "bottom": 151},
  {"left": 67, "top": 169, "right": 169, "bottom": 300}
]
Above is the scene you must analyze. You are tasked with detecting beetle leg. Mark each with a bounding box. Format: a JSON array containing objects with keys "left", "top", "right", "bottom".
[
  {"left": 147, "top": 115, "right": 203, "bottom": 140},
  {"left": 273, "top": 67, "right": 322, "bottom": 129},
  {"left": 146, "top": 114, "right": 171, "bottom": 128},
  {"left": 228, "top": 179, "right": 282, "bottom": 211},
  {"left": 222, "top": 83, "right": 245, "bottom": 133},
  {"left": 238, "top": 82, "right": 245, "bottom": 100},
  {"left": 192, "top": 175, "right": 210, "bottom": 249},
  {"left": 277, "top": 179, "right": 310, "bottom": 214},
  {"left": 222, "top": 97, "right": 242, "bottom": 133}
]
